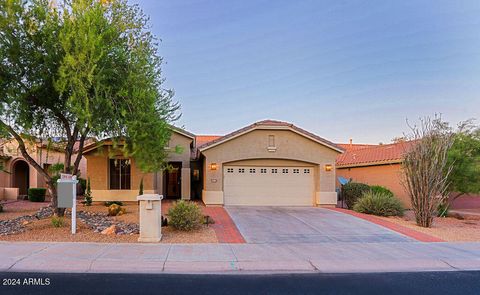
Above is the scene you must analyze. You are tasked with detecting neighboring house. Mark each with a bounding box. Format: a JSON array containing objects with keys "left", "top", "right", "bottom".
[
  {"left": 336, "top": 141, "right": 414, "bottom": 207},
  {"left": 83, "top": 120, "right": 344, "bottom": 206},
  {"left": 0, "top": 138, "right": 87, "bottom": 200}
]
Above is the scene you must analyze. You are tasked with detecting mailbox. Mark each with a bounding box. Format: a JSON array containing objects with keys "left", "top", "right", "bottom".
[
  {"left": 57, "top": 174, "right": 78, "bottom": 234},
  {"left": 58, "top": 181, "right": 76, "bottom": 208}
]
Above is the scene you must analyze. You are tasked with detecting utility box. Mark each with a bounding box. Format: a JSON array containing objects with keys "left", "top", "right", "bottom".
[{"left": 137, "top": 194, "right": 163, "bottom": 242}]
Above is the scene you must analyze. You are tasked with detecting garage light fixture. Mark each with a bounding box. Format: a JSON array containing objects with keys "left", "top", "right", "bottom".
[
  {"left": 209, "top": 163, "right": 217, "bottom": 170},
  {"left": 324, "top": 164, "right": 333, "bottom": 172}
]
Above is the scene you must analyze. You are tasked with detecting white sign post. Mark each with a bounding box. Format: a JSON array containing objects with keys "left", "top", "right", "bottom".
[{"left": 57, "top": 174, "right": 78, "bottom": 234}]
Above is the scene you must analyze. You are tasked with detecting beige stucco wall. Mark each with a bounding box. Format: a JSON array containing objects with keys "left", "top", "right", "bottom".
[
  {"left": 85, "top": 148, "right": 155, "bottom": 201},
  {"left": 201, "top": 129, "right": 340, "bottom": 206},
  {"left": 165, "top": 132, "right": 193, "bottom": 168}
]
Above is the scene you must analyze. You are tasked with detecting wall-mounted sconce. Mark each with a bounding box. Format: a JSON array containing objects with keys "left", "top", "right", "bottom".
[
  {"left": 324, "top": 164, "right": 333, "bottom": 172},
  {"left": 209, "top": 163, "right": 217, "bottom": 170}
]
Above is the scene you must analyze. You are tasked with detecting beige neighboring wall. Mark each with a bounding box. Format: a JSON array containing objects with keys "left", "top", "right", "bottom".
[
  {"left": 0, "top": 139, "right": 87, "bottom": 194},
  {"left": 201, "top": 129, "right": 340, "bottom": 206},
  {"left": 336, "top": 163, "right": 411, "bottom": 207},
  {"left": 84, "top": 148, "right": 155, "bottom": 202}
]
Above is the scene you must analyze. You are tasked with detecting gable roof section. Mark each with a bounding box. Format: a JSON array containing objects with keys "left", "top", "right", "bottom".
[
  {"left": 198, "top": 120, "right": 344, "bottom": 153},
  {"left": 82, "top": 126, "right": 195, "bottom": 154},
  {"left": 336, "top": 141, "right": 415, "bottom": 168}
]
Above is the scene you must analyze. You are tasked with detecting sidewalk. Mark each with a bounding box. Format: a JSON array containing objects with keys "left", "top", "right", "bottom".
[{"left": 2, "top": 241, "right": 480, "bottom": 274}]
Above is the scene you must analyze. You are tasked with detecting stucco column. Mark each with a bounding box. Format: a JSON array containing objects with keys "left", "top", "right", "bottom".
[
  {"left": 181, "top": 168, "right": 191, "bottom": 200},
  {"left": 316, "top": 163, "right": 338, "bottom": 205},
  {"left": 137, "top": 194, "right": 163, "bottom": 242}
]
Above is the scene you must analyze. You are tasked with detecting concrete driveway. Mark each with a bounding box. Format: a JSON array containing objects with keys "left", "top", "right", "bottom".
[{"left": 226, "top": 207, "right": 413, "bottom": 244}]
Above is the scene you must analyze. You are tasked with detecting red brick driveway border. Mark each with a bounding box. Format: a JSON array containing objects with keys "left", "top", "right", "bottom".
[
  {"left": 327, "top": 207, "right": 445, "bottom": 242},
  {"left": 203, "top": 206, "right": 246, "bottom": 244}
]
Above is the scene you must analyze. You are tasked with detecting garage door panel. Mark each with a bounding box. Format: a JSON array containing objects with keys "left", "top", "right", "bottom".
[{"left": 224, "top": 166, "right": 314, "bottom": 206}]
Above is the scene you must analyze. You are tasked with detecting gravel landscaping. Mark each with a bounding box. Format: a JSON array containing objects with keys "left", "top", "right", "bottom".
[
  {"left": 0, "top": 201, "right": 217, "bottom": 243},
  {"left": 377, "top": 210, "right": 480, "bottom": 242}
]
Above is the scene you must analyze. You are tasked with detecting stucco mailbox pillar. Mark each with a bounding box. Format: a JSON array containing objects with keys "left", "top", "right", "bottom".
[{"left": 137, "top": 194, "right": 163, "bottom": 242}]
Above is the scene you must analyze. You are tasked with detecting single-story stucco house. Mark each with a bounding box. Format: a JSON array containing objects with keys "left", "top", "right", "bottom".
[
  {"left": 336, "top": 141, "right": 414, "bottom": 207},
  {"left": 83, "top": 120, "right": 344, "bottom": 207}
]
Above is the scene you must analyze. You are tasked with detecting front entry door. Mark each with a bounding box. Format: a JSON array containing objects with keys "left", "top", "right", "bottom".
[{"left": 165, "top": 162, "right": 182, "bottom": 199}]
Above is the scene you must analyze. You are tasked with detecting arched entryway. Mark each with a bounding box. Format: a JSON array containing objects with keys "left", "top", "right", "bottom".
[{"left": 12, "top": 160, "right": 29, "bottom": 196}]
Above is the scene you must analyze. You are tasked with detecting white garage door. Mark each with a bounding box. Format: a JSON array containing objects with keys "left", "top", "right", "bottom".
[{"left": 224, "top": 166, "right": 314, "bottom": 206}]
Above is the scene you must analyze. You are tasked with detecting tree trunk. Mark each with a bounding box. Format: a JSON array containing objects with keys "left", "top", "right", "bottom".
[{"left": 46, "top": 180, "right": 65, "bottom": 216}]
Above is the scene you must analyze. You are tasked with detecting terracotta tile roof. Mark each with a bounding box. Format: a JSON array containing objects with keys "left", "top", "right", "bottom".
[
  {"left": 195, "top": 135, "right": 222, "bottom": 147},
  {"left": 336, "top": 141, "right": 415, "bottom": 167},
  {"left": 336, "top": 143, "right": 378, "bottom": 151},
  {"left": 198, "top": 120, "right": 344, "bottom": 152}
]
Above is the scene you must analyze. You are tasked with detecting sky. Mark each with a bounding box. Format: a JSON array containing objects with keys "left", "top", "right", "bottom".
[{"left": 132, "top": 0, "right": 480, "bottom": 144}]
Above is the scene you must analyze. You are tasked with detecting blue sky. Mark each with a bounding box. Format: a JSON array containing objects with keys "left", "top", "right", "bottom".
[{"left": 133, "top": 0, "right": 480, "bottom": 144}]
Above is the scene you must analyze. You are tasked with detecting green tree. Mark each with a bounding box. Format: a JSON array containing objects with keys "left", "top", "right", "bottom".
[
  {"left": 0, "top": 0, "right": 179, "bottom": 215},
  {"left": 447, "top": 121, "right": 480, "bottom": 199}
]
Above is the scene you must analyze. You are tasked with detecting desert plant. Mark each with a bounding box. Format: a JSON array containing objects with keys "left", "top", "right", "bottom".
[
  {"left": 107, "top": 204, "right": 126, "bottom": 216},
  {"left": 168, "top": 200, "right": 203, "bottom": 231},
  {"left": 28, "top": 188, "right": 47, "bottom": 202},
  {"left": 342, "top": 182, "right": 371, "bottom": 209},
  {"left": 83, "top": 177, "right": 92, "bottom": 206},
  {"left": 51, "top": 216, "right": 64, "bottom": 228},
  {"left": 104, "top": 201, "right": 123, "bottom": 207},
  {"left": 437, "top": 201, "right": 450, "bottom": 218},
  {"left": 353, "top": 191, "right": 404, "bottom": 216},
  {"left": 139, "top": 177, "right": 144, "bottom": 196},
  {"left": 370, "top": 185, "right": 394, "bottom": 198},
  {"left": 402, "top": 116, "right": 455, "bottom": 227}
]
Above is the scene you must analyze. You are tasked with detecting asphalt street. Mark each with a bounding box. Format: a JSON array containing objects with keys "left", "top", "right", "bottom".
[{"left": 1, "top": 271, "right": 479, "bottom": 295}]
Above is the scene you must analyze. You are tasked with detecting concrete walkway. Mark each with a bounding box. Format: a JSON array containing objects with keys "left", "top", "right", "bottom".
[{"left": 2, "top": 241, "right": 480, "bottom": 274}]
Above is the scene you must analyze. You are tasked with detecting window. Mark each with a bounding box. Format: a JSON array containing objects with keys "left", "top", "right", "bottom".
[
  {"left": 271, "top": 168, "right": 278, "bottom": 174},
  {"left": 282, "top": 168, "right": 289, "bottom": 174},
  {"left": 227, "top": 168, "right": 234, "bottom": 173},
  {"left": 109, "top": 159, "right": 131, "bottom": 190},
  {"left": 304, "top": 169, "right": 310, "bottom": 174},
  {"left": 249, "top": 168, "right": 256, "bottom": 173},
  {"left": 268, "top": 135, "right": 275, "bottom": 147},
  {"left": 293, "top": 169, "right": 299, "bottom": 174},
  {"left": 239, "top": 168, "right": 245, "bottom": 173},
  {"left": 260, "top": 168, "right": 267, "bottom": 173}
]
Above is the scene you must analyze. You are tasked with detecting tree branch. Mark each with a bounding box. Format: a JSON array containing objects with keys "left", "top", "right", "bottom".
[{"left": 73, "top": 128, "right": 89, "bottom": 176}]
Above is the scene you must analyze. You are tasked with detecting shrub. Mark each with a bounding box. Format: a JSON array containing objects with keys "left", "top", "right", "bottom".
[
  {"left": 370, "top": 185, "right": 394, "bottom": 198},
  {"left": 28, "top": 188, "right": 47, "bottom": 202},
  {"left": 104, "top": 201, "right": 123, "bottom": 207},
  {"left": 83, "top": 177, "right": 92, "bottom": 206},
  {"left": 139, "top": 177, "right": 144, "bottom": 196},
  {"left": 78, "top": 178, "right": 87, "bottom": 194},
  {"left": 342, "top": 182, "right": 371, "bottom": 209},
  {"left": 437, "top": 201, "right": 450, "bottom": 217},
  {"left": 51, "top": 216, "right": 64, "bottom": 228},
  {"left": 107, "top": 204, "right": 126, "bottom": 216},
  {"left": 353, "top": 191, "right": 405, "bottom": 217},
  {"left": 168, "top": 200, "right": 203, "bottom": 231}
]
